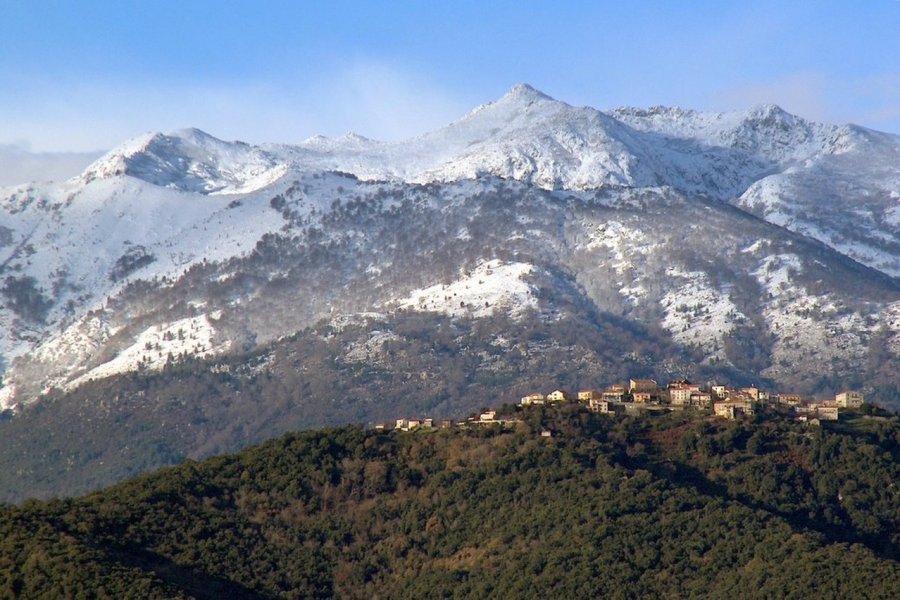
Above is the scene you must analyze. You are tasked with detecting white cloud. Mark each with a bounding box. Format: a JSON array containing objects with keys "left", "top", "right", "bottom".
[
  {"left": 309, "top": 61, "right": 475, "bottom": 141},
  {"left": 0, "top": 61, "right": 475, "bottom": 153}
]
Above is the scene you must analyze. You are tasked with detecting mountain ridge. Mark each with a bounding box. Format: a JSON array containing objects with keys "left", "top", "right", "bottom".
[
  {"left": 62, "top": 84, "right": 898, "bottom": 277},
  {"left": 1, "top": 84, "right": 898, "bottom": 415}
]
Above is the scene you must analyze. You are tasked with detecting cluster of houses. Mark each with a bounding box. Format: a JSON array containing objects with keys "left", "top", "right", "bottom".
[
  {"left": 377, "top": 381, "right": 865, "bottom": 434},
  {"left": 376, "top": 410, "right": 522, "bottom": 432},
  {"left": 521, "top": 379, "right": 865, "bottom": 425}
]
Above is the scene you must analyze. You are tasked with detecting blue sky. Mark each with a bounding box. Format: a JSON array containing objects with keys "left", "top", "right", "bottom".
[{"left": 1, "top": 0, "right": 898, "bottom": 152}]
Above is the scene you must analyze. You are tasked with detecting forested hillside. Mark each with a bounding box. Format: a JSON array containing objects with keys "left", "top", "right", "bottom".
[
  {"left": 2, "top": 405, "right": 898, "bottom": 599},
  {"left": 0, "top": 309, "right": 696, "bottom": 503}
]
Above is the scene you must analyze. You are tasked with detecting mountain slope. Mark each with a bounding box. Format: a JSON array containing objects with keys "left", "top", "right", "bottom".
[
  {"left": 1, "top": 177, "right": 898, "bottom": 500},
  {"left": 3, "top": 174, "right": 898, "bottom": 410},
  {"left": 1, "top": 85, "right": 898, "bottom": 417}
]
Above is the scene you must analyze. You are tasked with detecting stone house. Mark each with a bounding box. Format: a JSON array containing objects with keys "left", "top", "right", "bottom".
[
  {"left": 691, "top": 392, "right": 712, "bottom": 408},
  {"left": 835, "top": 390, "right": 864, "bottom": 408},
  {"left": 669, "top": 381, "right": 701, "bottom": 406},
  {"left": 632, "top": 391, "right": 653, "bottom": 404},
  {"left": 547, "top": 389, "right": 570, "bottom": 403},
  {"left": 776, "top": 393, "right": 803, "bottom": 405},
  {"left": 589, "top": 398, "right": 624, "bottom": 415},
  {"left": 601, "top": 384, "right": 627, "bottom": 402},
  {"left": 630, "top": 379, "right": 658, "bottom": 394},
  {"left": 520, "top": 393, "right": 546, "bottom": 406},
  {"left": 816, "top": 405, "right": 839, "bottom": 421},
  {"left": 578, "top": 389, "right": 601, "bottom": 402},
  {"left": 714, "top": 400, "right": 754, "bottom": 419},
  {"left": 740, "top": 387, "right": 760, "bottom": 400}
]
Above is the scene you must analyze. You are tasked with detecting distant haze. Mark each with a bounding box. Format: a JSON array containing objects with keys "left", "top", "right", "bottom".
[{"left": 0, "top": 148, "right": 102, "bottom": 187}]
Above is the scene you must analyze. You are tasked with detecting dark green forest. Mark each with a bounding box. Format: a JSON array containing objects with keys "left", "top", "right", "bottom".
[{"left": 2, "top": 404, "right": 898, "bottom": 599}]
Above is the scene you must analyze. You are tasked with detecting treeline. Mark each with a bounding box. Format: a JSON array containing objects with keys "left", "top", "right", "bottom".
[{"left": 1, "top": 405, "right": 898, "bottom": 598}]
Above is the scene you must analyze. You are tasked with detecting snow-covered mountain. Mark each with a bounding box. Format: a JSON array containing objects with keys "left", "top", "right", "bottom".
[
  {"left": 72, "top": 84, "right": 900, "bottom": 275},
  {"left": 81, "top": 128, "right": 288, "bottom": 194},
  {"left": 1, "top": 84, "right": 899, "bottom": 414}
]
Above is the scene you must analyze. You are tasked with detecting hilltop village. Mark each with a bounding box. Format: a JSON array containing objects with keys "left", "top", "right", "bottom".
[{"left": 381, "top": 379, "right": 868, "bottom": 432}]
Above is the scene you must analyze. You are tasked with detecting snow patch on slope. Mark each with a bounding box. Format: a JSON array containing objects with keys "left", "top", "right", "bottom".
[
  {"left": 394, "top": 259, "right": 538, "bottom": 318},
  {"left": 754, "top": 254, "right": 868, "bottom": 380},
  {"left": 0, "top": 385, "right": 15, "bottom": 410},
  {"left": 586, "top": 221, "right": 643, "bottom": 264},
  {"left": 660, "top": 267, "right": 745, "bottom": 362},
  {"left": 734, "top": 129, "right": 900, "bottom": 278},
  {"left": 344, "top": 330, "right": 401, "bottom": 364},
  {"left": 884, "top": 302, "right": 900, "bottom": 355},
  {"left": 32, "top": 315, "right": 112, "bottom": 372},
  {"left": 67, "top": 314, "right": 230, "bottom": 389},
  {"left": 585, "top": 220, "right": 661, "bottom": 304},
  {"left": 755, "top": 253, "right": 802, "bottom": 292}
]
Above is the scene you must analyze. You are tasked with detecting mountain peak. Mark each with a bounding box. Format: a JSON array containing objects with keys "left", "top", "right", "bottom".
[
  {"left": 167, "top": 127, "right": 229, "bottom": 144},
  {"left": 83, "top": 128, "right": 222, "bottom": 175},
  {"left": 461, "top": 83, "right": 559, "bottom": 122},
  {"left": 746, "top": 103, "right": 790, "bottom": 118},
  {"left": 79, "top": 128, "right": 284, "bottom": 194},
  {"left": 503, "top": 83, "right": 554, "bottom": 102},
  {"left": 340, "top": 132, "right": 376, "bottom": 143},
  {"left": 738, "top": 104, "right": 807, "bottom": 131}
]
